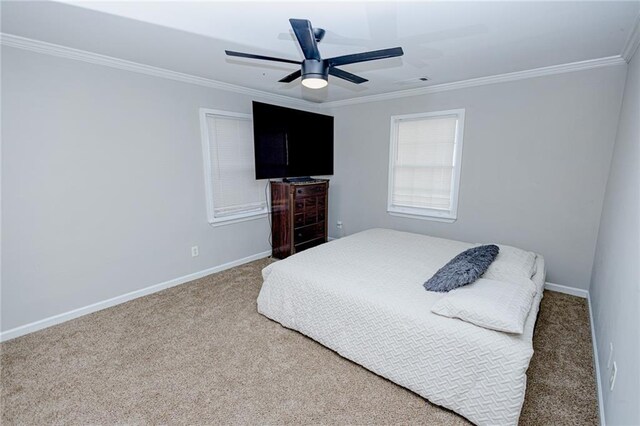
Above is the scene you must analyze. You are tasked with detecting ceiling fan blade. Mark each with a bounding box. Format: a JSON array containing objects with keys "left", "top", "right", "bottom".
[
  {"left": 279, "top": 69, "right": 302, "bottom": 83},
  {"left": 328, "top": 67, "right": 368, "bottom": 84},
  {"left": 225, "top": 50, "right": 300, "bottom": 65},
  {"left": 327, "top": 47, "right": 404, "bottom": 67},
  {"left": 289, "top": 18, "right": 321, "bottom": 60}
]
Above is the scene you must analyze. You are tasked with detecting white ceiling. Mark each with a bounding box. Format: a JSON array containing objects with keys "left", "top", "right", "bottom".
[{"left": 2, "top": 1, "right": 639, "bottom": 103}]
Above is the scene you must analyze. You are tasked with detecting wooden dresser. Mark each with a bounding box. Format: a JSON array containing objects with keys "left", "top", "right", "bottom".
[{"left": 270, "top": 180, "right": 329, "bottom": 259}]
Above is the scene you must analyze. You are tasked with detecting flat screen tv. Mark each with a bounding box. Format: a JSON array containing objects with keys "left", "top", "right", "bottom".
[{"left": 253, "top": 101, "right": 334, "bottom": 180}]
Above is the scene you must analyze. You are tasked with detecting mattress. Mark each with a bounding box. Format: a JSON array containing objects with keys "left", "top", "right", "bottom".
[{"left": 257, "top": 228, "right": 546, "bottom": 425}]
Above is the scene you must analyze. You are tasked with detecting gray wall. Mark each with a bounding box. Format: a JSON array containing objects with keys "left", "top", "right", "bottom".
[
  {"left": 590, "top": 50, "right": 639, "bottom": 425},
  {"left": 0, "top": 47, "right": 315, "bottom": 332},
  {"left": 327, "top": 66, "right": 627, "bottom": 289}
]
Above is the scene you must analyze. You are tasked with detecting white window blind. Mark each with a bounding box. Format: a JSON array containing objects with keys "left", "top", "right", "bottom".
[
  {"left": 388, "top": 110, "right": 465, "bottom": 222},
  {"left": 200, "top": 109, "right": 267, "bottom": 225}
]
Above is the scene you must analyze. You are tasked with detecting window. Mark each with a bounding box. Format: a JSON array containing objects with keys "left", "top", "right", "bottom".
[
  {"left": 388, "top": 109, "right": 465, "bottom": 222},
  {"left": 199, "top": 108, "right": 267, "bottom": 225}
]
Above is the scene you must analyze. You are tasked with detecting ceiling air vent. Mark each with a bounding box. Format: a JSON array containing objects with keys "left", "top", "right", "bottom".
[{"left": 395, "top": 77, "right": 430, "bottom": 86}]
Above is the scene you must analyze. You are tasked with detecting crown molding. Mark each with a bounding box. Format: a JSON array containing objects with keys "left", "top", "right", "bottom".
[
  {"left": 0, "top": 33, "right": 317, "bottom": 109},
  {"left": 321, "top": 55, "right": 627, "bottom": 109},
  {"left": 621, "top": 13, "right": 640, "bottom": 62},
  {"left": 0, "top": 33, "right": 629, "bottom": 110}
]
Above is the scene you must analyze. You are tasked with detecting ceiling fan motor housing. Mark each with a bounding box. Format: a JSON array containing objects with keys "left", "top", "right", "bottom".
[
  {"left": 313, "top": 28, "right": 326, "bottom": 42},
  {"left": 301, "top": 59, "right": 329, "bottom": 80}
]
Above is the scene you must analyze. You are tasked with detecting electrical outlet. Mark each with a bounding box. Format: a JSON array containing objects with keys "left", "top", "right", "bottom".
[
  {"left": 336, "top": 221, "right": 343, "bottom": 229},
  {"left": 609, "top": 361, "right": 617, "bottom": 391},
  {"left": 607, "top": 343, "right": 614, "bottom": 369},
  {"left": 191, "top": 246, "right": 199, "bottom": 257}
]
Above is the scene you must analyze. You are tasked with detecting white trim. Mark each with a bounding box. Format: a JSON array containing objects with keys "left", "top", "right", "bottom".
[
  {"left": 199, "top": 108, "right": 218, "bottom": 224},
  {"left": 0, "top": 33, "right": 627, "bottom": 109},
  {"left": 209, "top": 212, "right": 268, "bottom": 227},
  {"left": 622, "top": 13, "right": 640, "bottom": 62},
  {"left": 588, "top": 292, "right": 607, "bottom": 426},
  {"left": 0, "top": 33, "right": 315, "bottom": 109},
  {"left": 544, "top": 282, "right": 589, "bottom": 298},
  {"left": 388, "top": 211, "right": 456, "bottom": 223},
  {"left": 0, "top": 250, "right": 271, "bottom": 342},
  {"left": 322, "top": 56, "right": 626, "bottom": 108},
  {"left": 387, "top": 109, "right": 465, "bottom": 223}
]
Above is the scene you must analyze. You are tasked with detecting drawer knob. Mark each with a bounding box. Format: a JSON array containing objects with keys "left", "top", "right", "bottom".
[{"left": 297, "top": 189, "right": 302, "bottom": 194}]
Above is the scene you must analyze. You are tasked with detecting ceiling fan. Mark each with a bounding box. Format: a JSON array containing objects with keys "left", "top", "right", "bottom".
[{"left": 225, "top": 18, "right": 404, "bottom": 89}]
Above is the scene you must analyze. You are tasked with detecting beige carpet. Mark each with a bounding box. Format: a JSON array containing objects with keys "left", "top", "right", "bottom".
[{"left": 1, "top": 258, "right": 598, "bottom": 425}]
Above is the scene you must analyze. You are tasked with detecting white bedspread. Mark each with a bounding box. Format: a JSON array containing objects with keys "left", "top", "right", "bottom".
[{"left": 257, "top": 228, "right": 545, "bottom": 426}]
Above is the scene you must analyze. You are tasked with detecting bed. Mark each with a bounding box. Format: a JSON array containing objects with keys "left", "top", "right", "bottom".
[{"left": 257, "top": 228, "right": 545, "bottom": 425}]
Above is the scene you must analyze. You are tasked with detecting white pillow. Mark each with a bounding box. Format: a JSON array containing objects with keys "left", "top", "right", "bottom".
[
  {"left": 431, "top": 278, "right": 537, "bottom": 334},
  {"left": 481, "top": 244, "right": 537, "bottom": 282}
]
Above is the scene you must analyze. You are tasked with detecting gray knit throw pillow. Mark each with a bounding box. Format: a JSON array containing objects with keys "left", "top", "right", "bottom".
[{"left": 424, "top": 245, "right": 500, "bottom": 292}]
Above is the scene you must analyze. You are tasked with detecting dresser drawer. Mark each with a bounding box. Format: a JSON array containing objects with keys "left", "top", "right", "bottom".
[
  {"left": 294, "top": 196, "right": 322, "bottom": 211},
  {"left": 295, "top": 211, "right": 323, "bottom": 227},
  {"left": 294, "top": 222, "right": 325, "bottom": 244},
  {"left": 293, "top": 184, "right": 326, "bottom": 199},
  {"left": 294, "top": 238, "right": 324, "bottom": 253}
]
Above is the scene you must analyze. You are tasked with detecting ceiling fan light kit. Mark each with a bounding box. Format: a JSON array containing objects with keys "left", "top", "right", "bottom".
[
  {"left": 302, "top": 77, "right": 328, "bottom": 89},
  {"left": 225, "top": 18, "right": 404, "bottom": 90},
  {"left": 301, "top": 59, "right": 329, "bottom": 88}
]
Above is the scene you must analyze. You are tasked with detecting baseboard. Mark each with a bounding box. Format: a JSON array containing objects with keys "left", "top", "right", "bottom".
[
  {"left": 544, "top": 282, "right": 589, "bottom": 298},
  {"left": 0, "top": 250, "right": 271, "bottom": 342},
  {"left": 588, "top": 293, "right": 606, "bottom": 426}
]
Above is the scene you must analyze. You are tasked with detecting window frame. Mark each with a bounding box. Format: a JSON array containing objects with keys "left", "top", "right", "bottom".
[
  {"left": 199, "top": 108, "right": 268, "bottom": 227},
  {"left": 387, "top": 109, "right": 466, "bottom": 223}
]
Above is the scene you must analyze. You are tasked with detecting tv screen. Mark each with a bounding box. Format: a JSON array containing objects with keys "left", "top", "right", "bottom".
[{"left": 253, "top": 101, "right": 334, "bottom": 179}]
